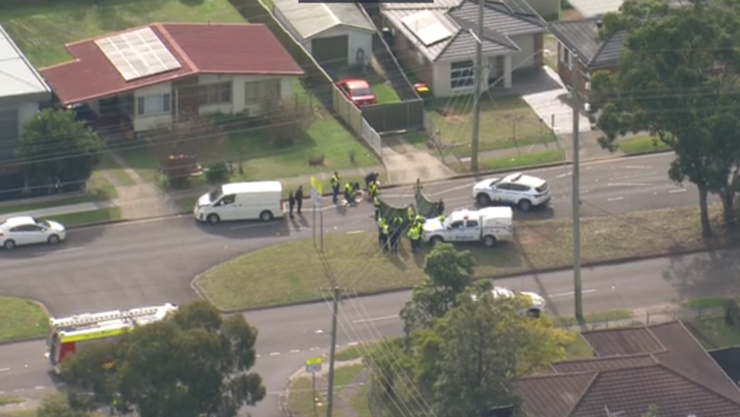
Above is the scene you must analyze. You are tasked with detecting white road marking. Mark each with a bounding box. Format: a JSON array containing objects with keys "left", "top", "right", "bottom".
[
  {"left": 607, "top": 197, "right": 624, "bottom": 202},
  {"left": 289, "top": 350, "right": 300, "bottom": 353},
  {"left": 347, "top": 342, "right": 359, "bottom": 346},
  {"left": 430, "top": 183, "right": 475, "bottom": 196},
  {"left": 607, "top": 182, "right": 653, "bottom": 187},
  {"left": 550, "top": 289, "right": 597, "bottom": 298},
  {"left": 269, "top": 352, "right": 281, "bottom": 356},
  {"left": 0, "top": 368, "right": 9, "bottom": 372},
  {"left": 55, "top": 246, "right": 86, "bottom": 254},
  {"left": 352, "top": 314, "right": 398, "bottom": 324},
  {"left": 554, "top": 172, "right": 572, "bottom": 179},
  {"left": 669, "top": 188, "right": 687, "bottom": 194},
  {"left": 624, "top": 165, "right": 653, "bottom": 169},
  {"left": 34, "top": 386, "right": 45, "bottom": 390},
  {"left": 381, "top": 193, "right": 414, "bottom": 198},
  {"left": 256, "top": 354, "right": 261, "bottom": 358},
  {"left": 346, "top": 230, "right": 364, "bottom": 235},
  {"left": 310, "top": 347, "right": 321, "bottom": 351},
  {"left": 609, "top": 172, "right": 656, "bottom": 181},
  {"left": 581, "top": 189, "right": 590, "bottom": 194}
]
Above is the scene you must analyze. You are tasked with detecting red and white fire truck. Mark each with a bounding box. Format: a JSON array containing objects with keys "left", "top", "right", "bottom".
[{"left": 45, "top": 303, "right": 178, "bottom": 374}]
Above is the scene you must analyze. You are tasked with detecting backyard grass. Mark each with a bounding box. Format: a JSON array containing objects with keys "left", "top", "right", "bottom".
[
  {"left": 425, "top": 95, "right": 554, "bottom": 156},
  {"left": 195, "top": 203, "right": 733, "bottom": 310},
  {"left": 0, "top": 0, "right": 245, "bottom": 67},
  {"left": 618, "top": 135, "right": 671, "bottom": 155},
  {"left": 46, "top": 207, "right": 122, "bottom": 227},
  {"left": 456, "top": 149, "right": 565, "bottom": 173},
  {"left": 685, "top": 314, "right": 740, "bottom": 350},
  {"left": 0, "top": 296, "right": 49, "bottom": 343}
]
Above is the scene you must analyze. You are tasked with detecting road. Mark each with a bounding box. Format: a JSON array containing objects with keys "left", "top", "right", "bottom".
[{"left": 2, "top": 246, "right": 739, "bottom": 413}]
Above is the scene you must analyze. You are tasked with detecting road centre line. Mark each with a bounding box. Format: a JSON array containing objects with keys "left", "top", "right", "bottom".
[
  {"left": 607, "top": 197, "right": 624, "bottom": 202},
  {"left": 346, "top": 230, "right": 364, "bottom": 235},
  {"left": 669, "top": 188, "right": 687, "bottom": 194},
  {"left": 607, "top": 182, "right": 653, "bottom": 187},
  {"left": 549, "top": 289, "right": 597, "bottom": 298},
  {"left": 352, "top": 314, "right": 399, "bottom": 324},
  {"left": 0, "top": 368, "right": 8, "bottom": 372},
  {"left": 55, "top": 246, "right": 86, "bottom": 254},
  {"left": 609, "top": 172, "right": 657, "bottom": 181}
]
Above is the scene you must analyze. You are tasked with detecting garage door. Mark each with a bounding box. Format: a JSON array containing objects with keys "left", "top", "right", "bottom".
[
  {"left": 312, "top": 35, "right": 348, "bottom": 68},
  {"left": 0, "top": 109, "right": 19, "bottom": 162}
]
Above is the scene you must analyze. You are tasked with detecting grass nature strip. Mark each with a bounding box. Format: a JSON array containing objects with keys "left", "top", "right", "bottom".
[
  {"left": 0, "top": 296, "right": 49, "bottom": 343},
  {"left": 195, "top": 204, "right": 735, "bottom": 311}
]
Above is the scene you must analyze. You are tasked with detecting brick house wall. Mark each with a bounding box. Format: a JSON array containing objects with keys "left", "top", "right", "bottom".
[{"left": 556, "top": 41, "right": 616, "bottom": 99}]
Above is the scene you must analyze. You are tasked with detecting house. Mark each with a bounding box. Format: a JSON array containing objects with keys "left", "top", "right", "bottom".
[
  {"left": 0, "top": 23, "right": 52, "bottom": 198},
  {"left": 548, "top": 17, "right": 624, "bottom": 100},
  {"left": 516, "top": 321, "right": 740, "bottom": 417},
  {"left": 270, "top": 0, "right": 375, "bottom": 69},
  {"left": 381, "top": 0, "right": 547, "bottom": 98},
  {"left": 39, "top": 23, "right": 304, "bottom": 134}
]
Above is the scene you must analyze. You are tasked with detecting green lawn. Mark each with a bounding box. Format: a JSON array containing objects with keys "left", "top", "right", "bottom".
[
  {"left": 618, "top": 135, "right": 671, "bottom": 155},
  {"left": 45, "top": 207, "right": 122, "bottom": 227},
  {"left": 686, "top": 297, "right": 733, "bottom": 310},
  {"left": 195, "top": 203, "right": 733, "bottom": 310},
  {"left": 552, "top": 310, "right": 632, "bottom": 327},
  {"left": 425, "top": 95, "right": 555, "bottom": 156},
  {"left": 685, "top": 314, "right": 740, "bottom": 350},
  {"left": 0, "top": 0, "right": 245, "bottom": 67},
  {"left": 98, "top": 153, "right": 136, "bottom": 186},
  {"left": 465, "top": 149, "right": 565, "bottom": 173},
  {"left": 0, "top": 296, "right": 49, "bottom": 343}
]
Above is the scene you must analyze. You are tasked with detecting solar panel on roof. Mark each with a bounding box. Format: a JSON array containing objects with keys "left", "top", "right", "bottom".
[
  {"left": 95, "top": 27, "right": 182, "bottom": 82},
  {"left": 402, "top": 10, "right": 453, "bottom": 47}
]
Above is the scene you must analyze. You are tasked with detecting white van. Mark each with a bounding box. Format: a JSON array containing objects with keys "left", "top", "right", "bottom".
[{"left": 193, "top": 181, "right": 285, "bottom": 224}]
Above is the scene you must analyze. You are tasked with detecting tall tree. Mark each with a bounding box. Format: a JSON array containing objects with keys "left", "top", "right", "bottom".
[
  {"left": 590, "top": 0, "right": 740, "bottom": 236},
  {"left": 399, "top": 243, "right": 485, "bottom": 336},
  {"left": 17, "top": 109, "right": 102, "bottom": 193},
  {"left": 62, "top": 300, "right": 265, "bottom": 417},
  {"left": 643, "top": 404, "right": 659, "bottom": 417}
]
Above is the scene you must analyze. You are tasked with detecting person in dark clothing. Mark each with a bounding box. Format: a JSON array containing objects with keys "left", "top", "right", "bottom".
[
  {"left": 295, "top": 186, "right": 304, "bottom": 215},
  {"left": 365, "top": 172, "right": 379, "bottom": 188},
  {"left": 389, "top": 216, "right": 404, "bottom": 254},
  {"left": 288, "top": 191, "right": 295, "bottom": 219},
  {"left": 437, "top": 198, "right": 445, "bottom": 216}
]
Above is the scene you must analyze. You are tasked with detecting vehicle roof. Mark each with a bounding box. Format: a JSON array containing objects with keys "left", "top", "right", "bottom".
[
  {"left": 449, "top": 207, "right": 512, "bottom": 221},
  {"left": 502, "top": 172, "right": 546, "bottom": 187},
  {"left": 338, "top": 79, "right": 370, "bottom": 89},
  {"left": 221, "top": 181, "right": 282, "bottom": 194},
  {"left": 0, "top": 216, "right": 36, "bottom": 228}
]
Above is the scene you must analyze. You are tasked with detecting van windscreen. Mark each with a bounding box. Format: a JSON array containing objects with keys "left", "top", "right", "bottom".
[{"left": 208, "top": 187, "right": 223, "bottom": 202}]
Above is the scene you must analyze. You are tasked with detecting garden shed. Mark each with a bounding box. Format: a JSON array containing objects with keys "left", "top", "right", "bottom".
[{"left": 271, "top": 0, "right": 376, "bottom": 68}]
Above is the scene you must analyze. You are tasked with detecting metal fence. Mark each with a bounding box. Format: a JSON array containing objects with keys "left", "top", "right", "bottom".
[{"left": 362, "top": 118, "right": 382, "bottom": 154}]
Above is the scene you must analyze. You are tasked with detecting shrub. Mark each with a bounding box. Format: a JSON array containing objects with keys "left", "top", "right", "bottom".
[{"left": 205, "top": 162, "right": 230, "bottom": 184}]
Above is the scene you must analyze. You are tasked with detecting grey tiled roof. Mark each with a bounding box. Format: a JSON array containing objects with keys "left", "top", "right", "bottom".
[
  {"left": 548, "top": 17, "right": 624, "bottom": 69},
  {"left": 271, "top": 0, "right": 375, "bottom": 40},
  {"left": 517, "top": 321, "right": 740, "bottom": 417},
  {"left": 382, "top": 0, "right": 545, "bottom": 62}
]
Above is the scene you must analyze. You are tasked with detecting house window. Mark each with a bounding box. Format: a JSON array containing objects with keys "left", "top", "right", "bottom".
[
  {"left": 450, "top": 60, "right": 474, "bottom": 89},
  {"left": 200, "top": 82, "right": 232, "bottom": 106},
  {"left": 244, "top": 79, "right": 282, "bottom": 104},
  {"left": 136, "top": 93, "right": 171, "bottom": 116}
]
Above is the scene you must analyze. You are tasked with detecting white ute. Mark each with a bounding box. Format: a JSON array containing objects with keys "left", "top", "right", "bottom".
[
  {"left": 472, "top": 172, "right": 551, "bottom": 211},
  {"left": 421, "top": 207, "right": 512, "bottom": 247},
  {"left": 472, "top": 286, "right": 546, "bottom": 318}
]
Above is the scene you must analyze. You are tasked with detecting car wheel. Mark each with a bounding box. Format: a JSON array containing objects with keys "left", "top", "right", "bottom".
[
  {"left": 48, "top": 235, "right": 60, "bottom": 245},
  {"left": 518, "top": 199, "right": 532, "bottom": 212},
  {"left": 259, "top": 210, "right": 274, "bottom": 222},
  {"left": 207, "top": 214, "right": 220, "bottom": 225},
  {"left": 476, "top": 193, "right": 491, "bottom": 206},
  {"left": 3, "top": 240, "right": 16, "bottom": 250},
  {"left": 483, "top": 235, "right": 497, "bottom": 247},
  {"left": 430, "top": 236, "right": 443, "bottom": 246}
]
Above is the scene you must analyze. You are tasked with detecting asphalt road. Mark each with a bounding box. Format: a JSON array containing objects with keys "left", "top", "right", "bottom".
[{"left": 2, "top": 246, "right": 739, "bottom": 413}]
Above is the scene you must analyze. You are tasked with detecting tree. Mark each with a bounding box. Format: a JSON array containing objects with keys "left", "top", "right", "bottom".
[
  {"left": 399, "top": 243, "right": 484, "bottom": 336},
  {"left": 17, "top": 109, "right": 102, "bottom": 194},
  {"left": 643, "top": 404, "right": 659, "bottom": 417},
  {"left": 147, "top": 117, "right": 227, "bottom": 187},
  {"left": 590, "top": 0, "right": 740, "bottom": 236},
  {"left": 260, "top": 98, "right": 312, "bottom": 149},
  {"left": 36, "top": 393, "right": 94, "bottom": 417},
  {"left": 62, "top": 300, "right": 266, "bottom": 417}
]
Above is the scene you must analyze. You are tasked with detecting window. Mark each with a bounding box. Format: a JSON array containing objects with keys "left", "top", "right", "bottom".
[
  {"left": 450, "top": 220, "right": 464, "bottom": 229},
  {"left": 510, "top": 184, "right": 530, "bottom": 192},
  {"left": 200, "top": 82, "right": 232, "bottom": 106},
  {"left": 450, "top": 60, "right": 474, "bottom": 89},
  {"left": 244, "top": 79, "right": 282, "bottom": 104},
  {"left": 466, "top": 220, "right": 479, "bottom": 228},
  {"left": 217, "top": 194, "right": 236, "bottom": 206},
  {"left": 495, "top": 183, "right": 513, "bottom": 191},
  {"left": 136, "top": 93, "right": 171, "bottom": 116}
]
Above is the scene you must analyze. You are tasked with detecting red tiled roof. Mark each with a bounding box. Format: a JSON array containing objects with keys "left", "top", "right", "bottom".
[{"left": 40, "top": 23, "right": 304, "bottom": 105}]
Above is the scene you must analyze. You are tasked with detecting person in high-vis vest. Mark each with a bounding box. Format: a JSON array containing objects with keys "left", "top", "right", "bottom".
[
  {"left": 343, "top": 182, "right": 353, "bottom": 206},
  {"left": 330, "top": 172, "right": 340, "bottom": 204},
  {"left": 369, "top": 181, "right": 378, "bottom": 200},
  {"left": 373, "top": 195, "right": 381, "bottom": 221},
  {"left": 414, "top": 214, "right": 425, "bottom": 228},
  {"left": 407, "top": 223, "right": 422, "bottom": 253},
  {"left": 378, "top": 217, "right": 389, "bottom": 250},
  {"left": 406, "top": 204, "right": 415, "bottom": 224}
]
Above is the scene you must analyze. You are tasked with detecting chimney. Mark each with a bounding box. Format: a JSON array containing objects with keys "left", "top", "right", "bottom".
[{"left": 596, "top": 19, "right": 603, "bottom": 28}]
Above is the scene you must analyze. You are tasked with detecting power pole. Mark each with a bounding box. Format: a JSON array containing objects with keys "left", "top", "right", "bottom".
[
  {"left": 470, "top": 0, "right": 484, "bottom": 172},
  {"left": 571, "top": 56, "right": 583, "bottom": 321},
  {"left": 326, "top": 286, "right": 341, "bottom": 417}
]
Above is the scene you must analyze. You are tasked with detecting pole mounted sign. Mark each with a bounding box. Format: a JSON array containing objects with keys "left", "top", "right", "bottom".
[
  {"left": 310, "top": 176, "right": 323, "bottom": 208},
  {"left": 306, "top": 356, "right": 323, "bottom": 374}
]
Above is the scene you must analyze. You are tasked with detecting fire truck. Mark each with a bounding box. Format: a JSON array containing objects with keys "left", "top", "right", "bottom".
[{"left": 45, "top": 303, "right": 178, "bottom": 374}]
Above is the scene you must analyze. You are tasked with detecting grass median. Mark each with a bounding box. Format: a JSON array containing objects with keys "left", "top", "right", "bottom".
[
  {"left": 0, "top": 296, "right": 49, "bottom": 343},
  {"left": 619, "top": 136, "right": 670, "bottom": 155},
  {"left": 195, "top": 203, "right": 735, "bottom": 311}
]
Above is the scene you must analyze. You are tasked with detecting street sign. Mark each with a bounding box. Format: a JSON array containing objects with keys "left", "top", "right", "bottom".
[
  {"left": 310, "top": 176, "right": 323, "bottom": 208},
  {"left": 305, "top": 356, "right": 323, "bottom": 374}
]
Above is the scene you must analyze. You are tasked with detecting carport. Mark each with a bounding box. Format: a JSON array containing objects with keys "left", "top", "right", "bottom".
[{"left": 270, "top": 0, "right": 375, "bottom": 70}]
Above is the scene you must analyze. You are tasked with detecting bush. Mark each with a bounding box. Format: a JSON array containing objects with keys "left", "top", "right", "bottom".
[
  {"left": 260, "top": 99, "right": 312, "bottom": 147},
  {"left": 725, "top": 298, "right": 740, "bottom": 326},
  {"left": 205, "top": 162, "right": 230, "bottom": 184}
]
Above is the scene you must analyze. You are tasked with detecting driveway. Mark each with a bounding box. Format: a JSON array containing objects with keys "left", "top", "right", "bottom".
[{"left": 504, "top": 67, "right": 592, "bottom": 135}]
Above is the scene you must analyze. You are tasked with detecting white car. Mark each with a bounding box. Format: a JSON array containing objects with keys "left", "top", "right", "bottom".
[
  {"left": 472, "top": 286, "right": 546, "bottom": 317},
  {"left": 472, "top": 172, "right": 551, "bottom": 211},
  {"left": 0, "top": 216, "right": 67, "bottom": 250}
]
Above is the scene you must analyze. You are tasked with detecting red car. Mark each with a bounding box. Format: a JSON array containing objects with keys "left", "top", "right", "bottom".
[{"left": 336, "top": 79, "right": 377, "bottom": 107}]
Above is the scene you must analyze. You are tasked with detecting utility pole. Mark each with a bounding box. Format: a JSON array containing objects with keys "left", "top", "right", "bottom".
[
  {"left": 470, "top": 0, "right": 484, "bottom": 172},
  {"left": 326, "top": 286, "right": 341, "bottom": 417},
  {"left": 571, "top": 56, "right": 583, "bottom": 321}
]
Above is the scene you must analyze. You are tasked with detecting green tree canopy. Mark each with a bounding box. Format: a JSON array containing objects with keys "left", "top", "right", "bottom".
[
  {"left": 17, "top": 109, "right": 102, "bottom": 192},
  {"left": 591, "top": 0, "right": 740, "bottom": 236},
  {"left": 62, "top": 300, "right": 265, "bottom": 417}
]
